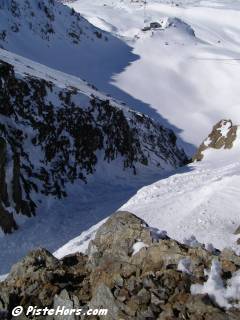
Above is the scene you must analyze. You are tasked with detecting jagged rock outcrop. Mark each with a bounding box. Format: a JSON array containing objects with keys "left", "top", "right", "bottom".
[
  {"left": 193, "top": 120, "right": 239, "bottom": 161},
  {"left": 0, "top": 59, "right": 187, "bottom": 233},
  {"left": 0, "top": 212, "right": 240, "bottom": 319}
]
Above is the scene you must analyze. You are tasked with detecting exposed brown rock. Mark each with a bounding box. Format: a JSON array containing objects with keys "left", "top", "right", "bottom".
[{"left": 193, "top": 120, "right": 238, "bottom": 161}]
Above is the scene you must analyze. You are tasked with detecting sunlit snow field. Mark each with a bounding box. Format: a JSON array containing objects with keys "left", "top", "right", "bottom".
[{"left": 70, "top": 0, "right": 240, "bottom": 146}]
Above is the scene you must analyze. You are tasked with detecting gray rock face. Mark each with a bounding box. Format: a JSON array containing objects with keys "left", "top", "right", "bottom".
[
  {"left": 53, "top": 290, "right": 75, "bottom": 320},
  {"left": 1, "top": 212, "right": 240, "bottom": 319},
  {"left": 89, "top": 284, "right": 122, "bottom": 320},
  {"left": 87, "top": 211, "right": 153, "bottom": 267}
]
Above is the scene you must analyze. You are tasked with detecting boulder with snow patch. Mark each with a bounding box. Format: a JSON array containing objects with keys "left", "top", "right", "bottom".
[
  {"left": 193, "top": 120, "right": 239, "bottom": 161},
  {"left": 87, "top": 211, "right": 153, "bottom": 267}
]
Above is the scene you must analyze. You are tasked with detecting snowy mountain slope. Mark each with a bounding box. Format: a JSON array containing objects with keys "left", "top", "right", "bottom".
[
  {"left": 0, "top": 0, "right": 193, "bottom": 154},
  {"left": 67, "top": 0, "right": 240, "bottom": 147},
  {"left": 0, "top": 48, "right": 187, "bottom": 273},
  {"left": 0, "top": 0, "right": 138, "bottom": 99},
  {"left": 55, "top": 121, "right": 240, "bottom": 260},
  {"left": 0, "top": 47, "right": 127, "bottom": 105}
]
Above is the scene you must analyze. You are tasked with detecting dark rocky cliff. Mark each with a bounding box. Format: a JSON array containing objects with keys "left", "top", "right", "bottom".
[{"left": 0, "top": 60, "right": 187, "bottom": 233}]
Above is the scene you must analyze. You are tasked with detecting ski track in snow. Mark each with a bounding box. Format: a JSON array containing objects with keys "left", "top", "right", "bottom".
[
  {"left": 55, "top": 159, "right": 240, "bottom": 261},
  {"left": 122, "top": 163, "right": 240, "bottom": 249}
]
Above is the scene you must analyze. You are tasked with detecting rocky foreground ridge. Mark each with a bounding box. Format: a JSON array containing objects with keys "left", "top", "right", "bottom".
[{"left": 1, "top": 211, "right": 240, "bottom": 319}]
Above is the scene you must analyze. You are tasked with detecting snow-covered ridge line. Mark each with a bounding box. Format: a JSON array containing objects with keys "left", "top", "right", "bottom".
[
  {"left": 0, "top": 0, "right": 105, "bottom": 46},
  {"left": 0, "top": 47, "right": 125, "bottom": 110}
]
